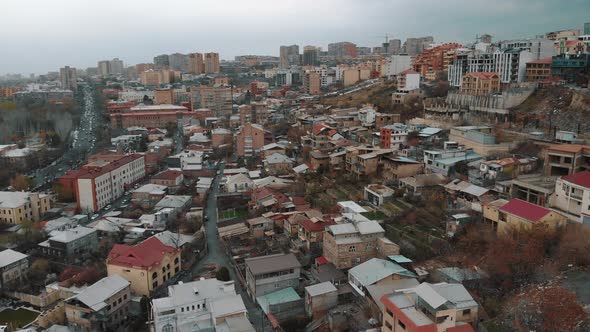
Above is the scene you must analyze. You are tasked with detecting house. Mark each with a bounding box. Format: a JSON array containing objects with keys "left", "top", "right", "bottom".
[
  {"left": 107, "top": 237, "right": 181, "bottom": 296},
  {"left": 38, "top": 226, "right": 98, "bottom": 260},
  {"left": 364, "top": 184, "right": 396, "bottom": 206},
  {"left": 337, "top": 201, "right": 367, "bottom": 214},
  {"left": 244, "top": 253, "right": 301, "bottom": 300},
  {"left": 511, "top": 173, "right": 558, "bottom": 206},
  {"left": 249, "top": 187, "right": 291, "bottom": 212},
  {"left": 263, "top": 152, "right": 293, "bottom": 175},
  {"left": 483, "top": 198, "right": 567, "bottom": 235},
  {"left": 247, "top": 217, "right": 274, "bottom": 238},
  {"left": 550, "top": 171, "right": 590, "bottom": 222},
  {"left": 225, "top": 173, "right": 254, "bottom": 193},
  {"left": 424, "top": 145, "right": 482, "bottom": 176},
  {"left": 380, "top": 123, "right": 409, "bottom": 150},
  {"left": 150, "top": 231, "right": 196, "bottom": 250},
  {"left": 543, "top": 144, "right": 590, "bottom": 176},
  {"left": 0, "top": 249, "right": 29, "bottom": 290},
  {"left": 348, "top": 258, "right": 416, "bottom": 297},
  {"left": 365, "top": 278, "right": 420, "bottom": 325},
  {"left": 460, "top": 72, "right": 501, "bottom": 95},
  {"left": 380, "top": 282, "right": 479, "bottom": 332},
  {"left": 305, "top": 282, "right": 338, "bottom": 319},
  {"left": 152, "top": 279, "right": 253, "bottom": 332},
  {"left": 448, "top": 126, "right": 510, "bottom": 157},
  {"left": 297, "top": 217, "right": 336, "bottom": 253},
  {"left": 443, "top": 180, "right": 493, "bottom": 212},
  {"left": 322, "top": 220, "right": 400, "bottom": 269},
  {"left": 399, "top": 173, "right": 449, "bottom": 196},
  {"left": 65, "top": 275, "right": 131, "bottom": 332},
  {"left": 132, "top": 183, "right": 168, "bottom": 209},
  {"left": 381, "top": 156, "right": 424, "bottom": 181},
  {"left": 310, "top": 151, "right": 330, "bottom": 171},
  {"left": 260, "top": 143, "right": 287, "bottom": 158},
  {"left": 150, "top": 169, "right": 184, "bottom": 188},
  {"left": 257, "top": 287, "right": 304, "bottom": 323},
  {"left": 154, "top": 195, "right": 192, "bottom": 215}
]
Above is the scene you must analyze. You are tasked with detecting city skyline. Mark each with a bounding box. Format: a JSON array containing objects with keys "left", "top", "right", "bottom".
[{"left": 1, "top": 0, "right": 589, "bottom": 75}]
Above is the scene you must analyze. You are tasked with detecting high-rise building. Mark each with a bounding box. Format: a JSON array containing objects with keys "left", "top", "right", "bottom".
[
  {"left": 191, "top": 86, "right": 232, "bottom": 117},
  {"left": 59, "top": 66, "right": 77, "bottom": 92},
  {"left": 153, "top": 54, "right": 170, "bottom": 68},
  {"left": 168, "top": 53, "right": 188, "bottom": 72},
  {"left": 135, "top": 63, "right": 155, "bottom": 73},
  {"left": 499, "top": 38, "right": 556, "bottom": 60},
  {"left": 204, "top": 52, "right": 220, "bottom": 74},
  {"left": 279, "top": 45, "right": 300, "bottom": 69},
  {"left": 480, "top": 34, "right": 492, "bottom": 44},
  {"left": 97, "top": 60, "right": 111, "bottom": 77},
  {"left": 585, "top": 22, "right": 590, "bottom": 35},
  {"left": 303, "top": 72, "right": 321, "bottom": 95},
  {"left": 403, "top": 36, "right": 434, "bottom": 56},
  {"left": 109, "top": 58, "right": 124, "bottom": 75},
  {"left": 328, "top": 42, "right": 357, "bottom": 58},
  {"left": 389, "top": 39, "right": 401, "bottom": 54},
  {"left": 303, "top": 46, "right": 320, "bottom": 66},
  {"left": 188, "top": 53, "right": 204, "bottom": 74}
]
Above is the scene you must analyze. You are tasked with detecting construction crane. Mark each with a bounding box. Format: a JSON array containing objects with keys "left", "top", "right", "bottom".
[{"left": 374, "top": 33, "right": 396, "bottom": 55}]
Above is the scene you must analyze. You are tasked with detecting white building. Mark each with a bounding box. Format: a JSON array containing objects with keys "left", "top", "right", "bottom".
[
  {"left": 386, "top": 55, "right": 412, "bottom": 77},
  {"left": 77, "top": 154, "right": 146, "bottom": 212},
  {"left": 358, "top": 106, "right": 376, "bottom": 127},
  {"left": 118, "top": 90, "right": 155, "bottom": 103},
  {"left": 493, "top": 49, "right": 534, "bottom": 83},
  {"left": 551, "top": 171, "right": 590, "bottom": 223},
  {"left": 225, "top": 173, "right": 254, "bottom": 193},
  {"left": 152, "top": 279, "right": 253, "bottom": 332},
  {"left": 499, "top": 38, "right": 556, "bottom": 60},
  {"left": 0, "top": 249, "right": 29, "bottom": 289}
]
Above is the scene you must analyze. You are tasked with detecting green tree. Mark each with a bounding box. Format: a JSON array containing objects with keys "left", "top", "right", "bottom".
[{"left": 216, "top": 266, "right": 231, "bottom": 281}]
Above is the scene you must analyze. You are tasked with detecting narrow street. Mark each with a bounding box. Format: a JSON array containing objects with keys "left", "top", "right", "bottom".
[{"left": 190, "top": 162, "right": 270, "bottom": 331}]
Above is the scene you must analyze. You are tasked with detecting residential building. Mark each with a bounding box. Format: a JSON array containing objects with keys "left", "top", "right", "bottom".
[
  {"left": 109, "top": 58, "right": 124, "bottom": 75},
  {"left": 154, "top": 89, "right": 175, "bottom": 105},
  {"left": 303, "top": 71, "right": 321, "bottom": 95},
  {"left": 191, "top": 86, "right": 232, "bottom": 117},
  {"left": 403, "top": 36, "right": 434, "bottom": 56},
  {"left": 152, "top": 279, "right": 253, "bottom": 332},
  {"left": 543, "top": 144, "right": 590, "bottom": 176},
  {"left": 364, "top": 184, "right": 396, "bottom": 206},
  {"left": 448, "top": 126, "right": 510, "bottom": 156},
  {"left": 380, "top": 282, "right": 479, "bottom": 332},
  {"left": 263, "top": 152, "right": 293, "bottom": 175},
  {"left": 65, "top": 275, "right": 131, "bottom": 332},
  {"left": 0, "top": 191, "right": 51, "bottom": 224},
  {"left": 525, "top": 58, "right": 553, "bottom": 82},
  {"left": 236, "top": 123, "right": 265, "bottom": 157},
  {"left": 412, "top": 43, "right": 461, "bottom": 79},
  {"left": 483, "top": 198, "right": 567, "bottom": 235},
  {"left": 493, "top": 48, "right": 534, "bottom": 83},
  {"left": 188, "top": 52, "right": 205, "bottom": 74},
  {"left": 225, "top": 173, "right": 254, "bottom": 193},
  {"left": 305, "top": 282, "right": 338, "bottom": 319},
  {"left": 280, "top": 45, "right": 300, "bottom": 68},
  {"left": 396, "top": 70, "right": 420, "bottom": 90},
  {"left": 169, "top": 53, "right": 188, "bottom": 72},
  {"left": 386, "top": 55, "right": 412, "bottom": 77},
  {"left": 322, "top": 220, "right": 400, "bottom": 269},
  {"left": 296, "top": 217, "right": 336, "bottom": 252},
  {"left": 110, "top": 110, "right": 198, "bottom": 129},
  {"left": 97, "top": 60, "right": 111, "bottom": 77},
  {"left": 303, "top": 46, "right": 320, "bottom": 66},
  {"left": 135, "top": 63, "right": 155, "bottom": 73},
  {"left": 460, "top": 72, "right": 500, "bottom": 95},
  {"left": 59, "top": 66, "right": 77, "bottom": 92},
  {"left": 551, "top": 53, "right": 590, "bottom": 83},
  {"left": 381, "top": 156, "right": 424, "bottom": 181},
  {"left": 107, "top": 237, "right": 181, "bottom": 296},
  {"left": 511, "top": 174, "right": 557, "bottom": 206},
  {"left": 399, "top": 173, "right": 449, "bottom": 195},
  {"left": 380, "top": 123, "right": 409, "bottom": 150},
  {"left": 211, "top": 128, "right": 232, "bottom": 148},
  {"left": 38, "top": 226, "right": 98, "bottom": 259},
  {"left": 546, "top": 29, "right": 580, "bottom": 41},
  {"left": 499, "top": 38, "right": 556, "bottom": 60},
  {"left": 153, "top": 54, "right": 170, "bottom": 68},
  {"left": 424, "top": 144, "right": 481, "bottom": 176},
  {"left": 342, "top": 69, "right": 361, "bottom": 87},
  {"left": 348, "top": 258, "right": 416, "bottom": 297},
  {"left": 151, "top": 169, "right": 184, "bottom": 188},
  {"left": 204, "top": 52, "right": 220, "bottom": 74},
  {"left": 328, "top": 42, "right": 357, "bottom": 58},
  {"left": 0, "top": 249, "right": 29, "bottom": 290},
  {"left": 551, "top": 171, "right": 590, "bottom": 222},
  {"left": 245, "top": 253, "right": 301, "bottom": 300}
]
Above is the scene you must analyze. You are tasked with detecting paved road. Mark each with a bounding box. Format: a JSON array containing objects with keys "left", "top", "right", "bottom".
[
  {"left": 32, "top": 85, "right": 104, "bottom": 188},
  {"left": 190, "top": 162, "right": 270, "bottom": 331}
]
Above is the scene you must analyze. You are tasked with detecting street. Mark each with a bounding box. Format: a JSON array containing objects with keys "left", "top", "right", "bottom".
[{"left": 32, "top": 85, "right": 104, "bottom": 189}]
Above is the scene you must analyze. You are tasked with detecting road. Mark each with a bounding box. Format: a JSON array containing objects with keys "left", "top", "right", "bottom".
[
  {"left": 32, "top": 85, "right": 104, "bottom": 189},
  {"left": 189, "top": 162, "right": 270, "bottom": 331}
]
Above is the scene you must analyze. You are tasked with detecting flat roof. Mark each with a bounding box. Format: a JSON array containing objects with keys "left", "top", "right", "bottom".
[{"left": 245, "top": 253, "right": 301, "bottom": 275}]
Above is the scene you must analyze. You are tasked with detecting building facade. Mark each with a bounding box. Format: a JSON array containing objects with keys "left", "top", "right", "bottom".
[{"left": 0, "top": 191, "right": 51, "bottom": 224}]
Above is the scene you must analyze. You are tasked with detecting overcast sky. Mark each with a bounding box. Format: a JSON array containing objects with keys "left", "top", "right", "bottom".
[{"left": 1, "top": 0, "right": 588, "bottom": 75}]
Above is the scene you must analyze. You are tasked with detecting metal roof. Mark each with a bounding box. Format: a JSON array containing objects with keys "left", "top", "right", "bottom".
[
  {"left": 349, "top": 258, "right": 416, "bottom": 287},
  {"left": 245, "top": 253, "right": 301, "bottom": 275},
  {"left": 305, "top": 281, "right": 337, "bottom": 297}
]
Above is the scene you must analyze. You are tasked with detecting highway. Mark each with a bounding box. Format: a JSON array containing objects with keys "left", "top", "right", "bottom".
[{"left": 32, "top": 85, "right": 104, "bottom": 189}]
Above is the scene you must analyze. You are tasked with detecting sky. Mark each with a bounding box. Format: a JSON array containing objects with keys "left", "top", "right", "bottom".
[{"left": 1, "top": 0, "right": 589, "bottom": 75}]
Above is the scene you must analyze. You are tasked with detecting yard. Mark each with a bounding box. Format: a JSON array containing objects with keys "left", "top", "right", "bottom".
[
  {"left": 218, "top": 209, "right": 248, "bottom": 220},
  {"left": 0, "top": 308, "right": 39, "bottom": 329}
]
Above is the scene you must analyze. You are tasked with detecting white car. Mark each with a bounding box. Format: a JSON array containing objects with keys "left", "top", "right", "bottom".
[{"left": 91, "top": 214, "right": 100, "bottom": 220}]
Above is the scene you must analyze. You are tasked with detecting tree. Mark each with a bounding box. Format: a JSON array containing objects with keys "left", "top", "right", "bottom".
[
  {"left": 216, "top": 266, "right": 231, "bottom": 281},
  {"left": 10, "top": 174, "right": 33, "bottom": 191}
]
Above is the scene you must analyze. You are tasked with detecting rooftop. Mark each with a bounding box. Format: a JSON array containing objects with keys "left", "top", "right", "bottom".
[
  {"left": 108, "top": 237, "right": 178, "bottom": 268},
  {"left": 0, "top": 249, "right": 28, "bottom": 268},
  {"left": 499, "top": 198, "right": 552, "bottom": 222},
  {"left": 46, "top": 226, "right": 95, "bottom": 244},
  {"left": 73, "top": 275, "right": 129, "bottom": 312},
  {"left": 245, "top": 253, "right": 301, "bottom": 275},
  {"left": 129, "top": 104, "right": 187, "bottom": 111},
  {"left": 562, "top": 171, "right": 590, "bottom": 189},
  {"left": 305, "top": 281, "right": 337, "bottom": 297},
  {"left": 256, "top": 287, "right": 301, "bottom": 315},
  {"left": 0, "top": 191, "right": 47, "bottom": 209},
  {"left": 349, "top": 258, "right": 416, "bottom": 287}
]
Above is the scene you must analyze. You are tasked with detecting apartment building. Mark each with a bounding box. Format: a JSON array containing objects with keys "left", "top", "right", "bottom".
[
  {"left": 328, "top": 42, "right": 357, "bottom": 58},
  {"left": 0, "top": 191, "right": 51, "bottom": 224},
  {"left": 188, "top": 52, "right": 204, "bottom": 74},
  {"left": 460, "top": 72, "right": 500, "bottom": 95},
  {"left": 107, "top": 237, "right": 181, "bottom": 296},
  {"left": 0, "top": 249, "right": 29, "bottom": 290},
  {"left": 150, "top": 169, "right": 184, "bottom": 187},
  {"left": 412, "top": 43, "right": 461, "bottom": 79},
  {"left": 303, "top": 71, "right": 321, "bottom": 95},
  {"left": 204, "top": 52, "right": 220, "bottom": 74},
  {"left": 244, "top": 253, "right": 301, "bottom": 300},
  {"left": 154, "top": 89, "right": 175, "bottom": 105},
  {"left": 380, "top": 123, "right": 409, "bottom": 150},
  {"left": 110, "top": 110, "right": 197, "bottom": 129},
  {"left": 322, "top": 220, "right": 400, "bottom": 269},
  {"left": 65, "top": 154, "right": 145, "bottom": 212},
  {"left": 424, "top": 144, "right": 481, "bottom": 176},
  {"left": 59, "top": 66, "right": 77, "bottom": 92},
  {"left": 483, "top": 198, "right": 567, "bottom": 235},
  {"left": 236, "top": 123, "right": 265, "bottom": 157},
  {"left": 525, "top": 58, "right": 553, "bottom": 82},
  {"left": 381, "top": 282, "right": 479, "bottom": 332},
  {"left": 152, "top": 279, "right": 252, "bottom": 332},
  {"left": 493, "top": 48, "right": 534, "bottom": 83},
  {"left": 279, "top": 45, "right": 300, "bottom": 68},
  {"left": 65, "top": 275, "right": 131, "bottom": 332},
  {"left": 551, "top": 171, "right": 590, "bottom": 222},
  {"left": 543, "top": 144, "right": 590, "bottom": 176},
  {"left": 191, "top": 86, "right": 232, "bottom": 117}
]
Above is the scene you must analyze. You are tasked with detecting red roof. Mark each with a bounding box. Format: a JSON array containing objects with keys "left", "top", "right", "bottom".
[
  {"left": 562, "top": 171, "right": 590, "bottom": 189},
  {"left": 528, "top": 57, "right": 553, "bottom": 65},
  {"left": 152, "top": 169, "right": 183, "bottom": 181},
  {"left": 108, "top": 237, "right": 179, "bottom": 269},
  {"left": 499, "top": 198, "right": 551, "bottom": 222},
  {"left": 299, "top": 218, "right": 335, "bottom": 232},
  {"left": 313, "top": 123, "right": 331, "bottom": 136},
  {"left": 467, "top": 72, "right": 499, "bottom": 79},
  {"left": 315, "top": 256, "right": 329, "bottom": 265}
]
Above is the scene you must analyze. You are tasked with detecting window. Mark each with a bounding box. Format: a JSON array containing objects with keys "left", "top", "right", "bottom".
[
  {"left": 386, "top": 309, "right": 393, "bottom": 317},
  {"left": 152, "top": 272, "right": 158, "bottom": 279},
  {"left": 174, "top": 257, "right": 180, "bottom": 264},
  {"left": 348, "top": 246, "right": 356, "bottom": 252},
  {"left": 385, "top": 321, "right": 393, "bottom": 330},
  {"left": 398, "top": 320, "right": 406, "bottom": 329},
  {"left": 462, "top": 309, "right": 471, "bottom": 315}
]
